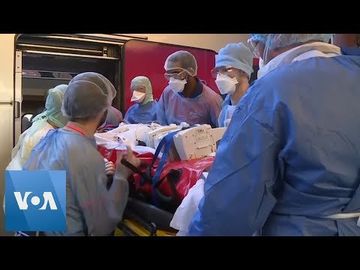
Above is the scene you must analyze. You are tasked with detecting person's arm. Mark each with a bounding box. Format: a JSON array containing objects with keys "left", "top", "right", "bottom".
[
  {"left": 20, "top": 124, "right": 52, "bottom": 166},
  {"left": 104, "top": 147, "right": 140, "bottom": 223},
  {"left": 71, "top": 146, "right": 140, "bottom": 236},
  {"left": 69, "top": 163, "right": 118, "bottom": 235},
  {"left": 189, "top": 95, "right": 283, "bottom": 235}
]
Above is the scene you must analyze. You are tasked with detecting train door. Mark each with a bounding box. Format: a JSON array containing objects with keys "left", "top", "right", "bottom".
[
  {"left": 0, "top": 34, "right": 16, "bottom": 235},
  {"left": 14, "top": 34, "right": 128, "bottom": 144}
]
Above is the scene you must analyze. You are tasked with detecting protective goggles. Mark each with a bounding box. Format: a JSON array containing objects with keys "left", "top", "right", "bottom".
[{"left": 164, "top": 70, "right": 188, "bottom": 81}]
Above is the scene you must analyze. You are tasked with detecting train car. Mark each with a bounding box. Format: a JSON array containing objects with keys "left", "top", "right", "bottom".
[{"left": 0, "top": 33, "right": 252, "bottom": 235}]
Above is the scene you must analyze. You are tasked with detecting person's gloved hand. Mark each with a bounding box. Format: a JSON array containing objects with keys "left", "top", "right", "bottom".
[
  {"left": 104, "top": 158, "right": 115, "bottom": 176},
  {"left": 115, "top": 145, "right": 141, "bottom": 178},
  {"left": 179, "top": 122, "right": 190, "bottom": 128}
]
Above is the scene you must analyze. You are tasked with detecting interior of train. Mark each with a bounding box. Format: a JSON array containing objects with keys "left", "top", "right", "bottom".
[{"left": 17, "top": 34, "right": 124, "bottom": 134}]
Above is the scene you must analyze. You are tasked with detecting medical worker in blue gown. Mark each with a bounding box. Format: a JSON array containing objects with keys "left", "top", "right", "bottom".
[
  {"left": 7, "top": 84, "right": 68, "bottom": 170},
  {"left": 24, "top": 72, "right": 141, "bottom": 236},
  {"left": 156, "top": 50, "right": 222, "bottom": 127},
  {"left": 213, "top": 42, "right": 253, "bottom": 127},
  {"left": 189, "top": 34, "right": 360, "bottom": 236},
  {"left": 124, "top": 76, "right": 157, "bottom": 124}
]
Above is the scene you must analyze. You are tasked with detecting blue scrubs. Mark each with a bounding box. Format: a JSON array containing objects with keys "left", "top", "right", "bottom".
[
  {"left": 124, "top": 101, "right": 157, "bottom": 124},
  {"left": 218, "top": 95, "right": 236, "bottom": 127},
  {"left": 156, "top": 78, "right": 222, "bottom": 127},
  {"left": 189, "top": 54, "right": 360, "bottom": 236},
  {"left": 24, "top": 128, "right": 128, "bottom": 236}
]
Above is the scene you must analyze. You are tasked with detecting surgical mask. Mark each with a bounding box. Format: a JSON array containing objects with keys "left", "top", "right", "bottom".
[
  {"left": 169, "top": 77, "right": 187, "bottom": 93},
  {"left": 131, "top": 90, "right": 146, "bottom": 103},
  {"left": 215, "top": 73, "right": 238, "bottom": 95}
]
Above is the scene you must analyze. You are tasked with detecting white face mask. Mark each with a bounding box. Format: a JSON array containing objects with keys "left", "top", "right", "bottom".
[
  {"left": 215, "top": 73, "right": 238, "bottom": 95},
  {"left": 169, "top": 77, "right": 187, "bottom": 93},
  {"left": 131, "top": 90, "right": 146, "bottom": 103}
]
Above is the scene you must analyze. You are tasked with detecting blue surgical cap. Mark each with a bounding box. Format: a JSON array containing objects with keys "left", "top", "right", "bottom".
[
  {"left": 215, "top": 42, "right": 254, "bottom": 77},
  {"left": 71, "top": 72, "right": 116, "bottom": 103},
  {"left": 62, "top": 72, "right": 112, "bottom": 119},
  {"left": 164, "top": 50, "right": 198, "bottom": 76},
  {"left": 249, "top": 34, "right": 333, "bottom": 50}
]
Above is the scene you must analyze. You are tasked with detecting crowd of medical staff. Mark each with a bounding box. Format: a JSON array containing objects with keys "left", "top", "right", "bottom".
[{"left": 5, "top": 34, "right": 360, "bottom": 236}]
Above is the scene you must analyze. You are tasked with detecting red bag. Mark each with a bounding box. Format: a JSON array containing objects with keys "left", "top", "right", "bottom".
[
  {"left": 98, "top": 145, "right": 213, "bottom": 207},
  {"left": 128, "top": 156, "right": 214, "bottom": 212},
  {"left": 97, "top": 130, "right": 214, "bottom": 211},
  {"left": 98, "top": 145, "right": 158, "bottom": 200},
  {"left": 157, "top": 156, "right": 214, "bottom": 200}
]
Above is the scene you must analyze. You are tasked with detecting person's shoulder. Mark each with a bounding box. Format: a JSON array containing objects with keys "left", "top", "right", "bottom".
[
  {"left": 59, "top": 129, "right": 91, "bottom": 146},
  {"left": 126, "top": 104, "right": 137, "bottom": 112},
  {"left": 29, "top": 121, "right": 53, "bottom": 140},
  {"left": 202, "top": 84, "right": 221, "bottom": 99},
  {"left": 146, "top": 100, "right": 158, "bottom": 108},
  {"left": 65, "top": 133, "right": 101, "bottom": 163},
  {"left": 202, "top": 83, "right": 216, "bottom": 93},
  {"left": 269, "top": 56, "right": 346, "bottom": 84},
  {"left": 246, "top": 60, "right": 322, "bottom": 109},
  {"left": 159, "top": 86, "right": 173, "bottom": 99},
  {"left": 251, "top": 62, "right": 307, "bottom": 96},
  {"left": 162, "top": 85, "right": 172, "bottom": 93}
]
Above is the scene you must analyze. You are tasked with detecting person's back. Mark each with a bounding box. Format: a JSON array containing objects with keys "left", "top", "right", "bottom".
[
  {"left": 23, "top": 72, "right": 139, "bottom": 236},
  {"left": 254, "top": 55, "right": 360, "bottom": 235},
  {"left": 189, "top": 34, "right": 360, "bottom": 236},
  {"left": 16, "top": 120, "right": 53, "bottom": 167},
  {"left": 7, "top": 84, "right": 68, "bottom": 170},
  {"left": 24, "top": 128, "right": 121, "bottom": 235}
]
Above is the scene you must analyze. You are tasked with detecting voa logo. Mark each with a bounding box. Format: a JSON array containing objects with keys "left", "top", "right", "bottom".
[
  {"left": 14, "top": 192, "right": 58, "bottom": 210},
  {"left": 5, "top": 170, "right": 66, "bottom": 232}
]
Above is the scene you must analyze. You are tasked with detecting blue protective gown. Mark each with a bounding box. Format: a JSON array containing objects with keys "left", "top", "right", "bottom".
[
  {"left": 189, "top": 54, "right": 360, "bottom": 236},
  {"left": 156, "top": 79, "right": 222, "bottom": 127},
  {"left": 24, "top": 129, "right": 128, "bottom": 236},
  {"left": 218, "top": 95, "right": 236, "bottom": 128},
  {"left": 124, "top": 100, "right": 157, "bottom": 124}
]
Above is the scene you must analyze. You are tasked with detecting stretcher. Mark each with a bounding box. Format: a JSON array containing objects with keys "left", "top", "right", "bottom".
[{"left": 115, "top": 198, "right": 177, "bottom": 236}]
